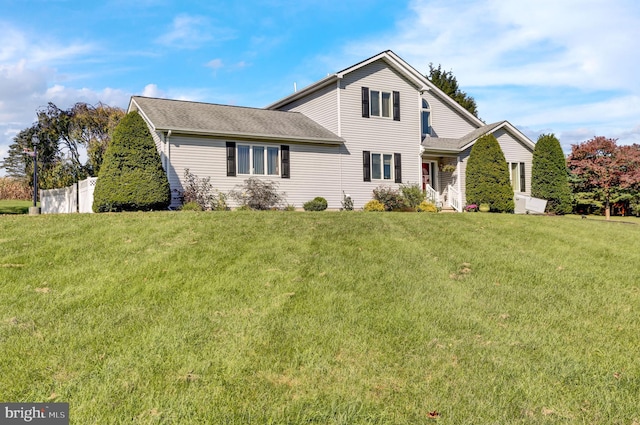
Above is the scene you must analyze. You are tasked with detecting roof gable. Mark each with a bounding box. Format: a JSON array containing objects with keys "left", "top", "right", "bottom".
[
  {"left": 422, "top": 121, "right": 535, "bottom": 153},
  {"left": 267, "top": 51, "right": 485, "bottom": 128},
  {"left": 129, "top": 96, "right": 344, "bottom": 145}
]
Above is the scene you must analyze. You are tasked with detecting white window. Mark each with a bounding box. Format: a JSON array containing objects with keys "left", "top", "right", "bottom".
[
  {"left": 508, "top": 162, "right": 526, "bottom": 192},
  {"left": 237, "top": 144, "right": 280, "bottom": 176},
  {"left": 370, "top": 90, "right": 392, "bottom": 118},
  {"left": 371, "top": 153, "right": 394, "bottom": 180},
  {"left": 421, "top": 99, "right": 431, "bottom": 136}
]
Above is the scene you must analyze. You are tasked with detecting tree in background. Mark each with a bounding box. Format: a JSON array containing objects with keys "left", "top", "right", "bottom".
[
  {"left": 70, "top": 103, "right": 125, "bottom": 176},
  {"left": 567, "top": 137, "right": 640, "bottom": 220},
  {"left": 93, "top": 111, "right": 170, "bottom": 212},
  {"left": 427, "top": 63, "right": 479, "bottom": 118},
  {"left": 531, "top": 134, "right": 573, "bottom": 214},
  {"left": 0, "top": 102, "right": 124, "bottom": 189},
  {"left": 465, "top": 134, "right": 514, "bottom": 212}
]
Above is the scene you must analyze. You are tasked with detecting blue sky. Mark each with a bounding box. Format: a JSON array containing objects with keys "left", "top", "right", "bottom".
[{"left": 2, "top": 0, "right": 640, "bottom": 172}]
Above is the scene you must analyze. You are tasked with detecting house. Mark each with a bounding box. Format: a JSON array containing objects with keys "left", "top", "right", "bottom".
[{"left": 128, "top": 50, "right": 535, "bottom": 210}]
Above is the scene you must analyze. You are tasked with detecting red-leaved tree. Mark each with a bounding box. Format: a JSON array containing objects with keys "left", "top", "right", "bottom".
[{"left": 568, "top": 137, "right": 640, "bottom": 219}]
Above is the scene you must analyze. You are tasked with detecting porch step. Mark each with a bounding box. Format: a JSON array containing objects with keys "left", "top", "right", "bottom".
[{"left": 440, "top": 207, "right": 457, "bottom": 213}]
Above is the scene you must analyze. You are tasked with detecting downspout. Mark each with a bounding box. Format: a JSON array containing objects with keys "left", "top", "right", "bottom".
[
  {"left": 166, "top": 130, "right": 172, "bottom": 204},
  {"left": 457, "top": 155, "right": 462, "bottom": 210},
  {"left": 337, "top": 78, "right": 343, "bottom": 202}
]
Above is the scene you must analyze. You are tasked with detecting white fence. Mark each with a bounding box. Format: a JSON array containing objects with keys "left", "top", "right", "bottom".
[{"left": 40, "top": 177, "right": 97, "bottom": 214}]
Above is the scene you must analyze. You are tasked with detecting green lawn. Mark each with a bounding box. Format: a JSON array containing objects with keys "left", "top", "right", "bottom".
[
  {"left": 1, "top": 211, "right": 639, "bottom": 424},
  {"left": 0, "top": 200, "right": 34, "bottom": 215}
]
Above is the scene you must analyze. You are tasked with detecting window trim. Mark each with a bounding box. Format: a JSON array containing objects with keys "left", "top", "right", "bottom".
[
  {"left": 362, "top": 88, "right": 400, "bottom": 120},
  {"left": 236, "top": 143, "right": 281, "bottom": 176},
  {"left": 366, "top": 151, "right": 401, "bottom": 182},
  {"left": 421, "top": 98, "right": 431, "bottom": 136},
  {"left": 508, "top": 162, "right": 526, "bottom": 192}
]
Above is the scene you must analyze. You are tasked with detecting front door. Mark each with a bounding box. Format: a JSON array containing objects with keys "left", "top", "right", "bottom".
[{"left": 422, "top": 161, "right": 436, "bottom": 191}]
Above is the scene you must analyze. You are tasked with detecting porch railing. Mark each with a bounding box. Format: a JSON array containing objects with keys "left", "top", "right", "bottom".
[
  {"left": 425, "top": 184, "right": 439, "bottom": 205},
  {"left": 447, "top": 184, "right": 462, "bottom": 212}
]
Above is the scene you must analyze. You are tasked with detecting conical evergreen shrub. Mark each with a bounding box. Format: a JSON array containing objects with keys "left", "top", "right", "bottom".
[
  {"left": 465, "top": 134, "right": 514, "bottom": 212},
  {"left": 531, "top": 134, "right": 573, "bottom": 214},
  {"left": 93, "top": 111, "right": 170, "bottom": 212}
]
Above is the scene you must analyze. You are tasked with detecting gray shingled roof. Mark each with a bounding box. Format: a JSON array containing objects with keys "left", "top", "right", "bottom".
[
  {"left": 131, "top": 96, "right": 344, "bottom": 144},
  {"left": 421, "top": 121, "right": 505, "bottom": 152}
]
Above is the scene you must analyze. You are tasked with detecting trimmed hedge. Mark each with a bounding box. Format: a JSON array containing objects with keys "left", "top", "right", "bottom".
[
  {"left": 532, "top": 134, "right": 572, "bottom": 214},
  {"left": 93, "top": 111, "right": 170, "bottom": 212},
  {"left": 465, "top": 134, "right": 514, "bottom": 212}
]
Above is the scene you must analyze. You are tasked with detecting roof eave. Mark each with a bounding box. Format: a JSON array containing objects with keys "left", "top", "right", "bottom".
[
  {"left": 155, "top": 127, "right": 344, "bottom": 145},
  {"left": 265, "top": 74, "right": 339, "bottom": 110}
]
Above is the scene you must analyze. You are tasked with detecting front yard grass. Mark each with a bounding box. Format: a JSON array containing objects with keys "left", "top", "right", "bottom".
[
  {"left": 0, "top": 200, "right": 33, "bottom": 215},
  {"left": 0, "top": 211, "right": 639, "bottom": 424}
]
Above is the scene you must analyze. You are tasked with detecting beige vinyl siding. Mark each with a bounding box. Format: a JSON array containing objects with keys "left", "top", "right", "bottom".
[
  {"left": 337, "top": 60, "right": 422, "bottom": 208},
  {"left": 277, "top": 83, "right": 339, "bottom": 135},
  {"left": 494, "top": 128, "right": 533, "bottom": 195},
  {"left": 166, "top": 135, "right": 342, "bottom": 209},
  {"left": 422, "top": 91, "right": 478, "bottom": 139}
]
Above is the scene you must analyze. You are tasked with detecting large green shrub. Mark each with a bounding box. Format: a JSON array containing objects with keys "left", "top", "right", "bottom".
[
  {"left": 531, "top": 134, "right": 573, "bottom": 214},
  {"left": 465, "top": 134, "right": 514, "bottom": 212},
  {"left": 93, "top": 111, "right": 170, "bottom": 212},
  {"left": 303, "top": 197, "right": 328, "bottom": 211}
]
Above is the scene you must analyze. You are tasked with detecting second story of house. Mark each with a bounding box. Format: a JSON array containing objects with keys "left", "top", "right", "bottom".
[{"left": 267, "top": 50, "right": 485, "bottom": 155}]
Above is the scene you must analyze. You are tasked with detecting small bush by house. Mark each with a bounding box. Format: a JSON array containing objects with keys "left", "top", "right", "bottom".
[
  {"left": 303, "top": 197, "right": 328, "bottom": 211},
  {"left": 230, "top": 178, "right": 286, "bottom": 210},
  {"left": 364, "top": 199, "right": 385, "bottom": 212}
]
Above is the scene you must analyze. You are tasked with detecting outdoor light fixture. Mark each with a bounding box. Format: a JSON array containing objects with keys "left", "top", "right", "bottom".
[{"left": 23, "top": 140, "right": 39, "bottom": 214}]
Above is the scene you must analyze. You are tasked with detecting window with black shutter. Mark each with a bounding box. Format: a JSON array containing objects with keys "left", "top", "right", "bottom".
[
  {"left": 393, "top": 91, "right": 400, "bottom": 121},
  {"left": 361, "top": 87, "right": 370, "bottom": 118},
  {"left": 226, "top": 142, "right": 236, "bottom": 176},
  {"left": 281, "top": 145, "right": 290, "bottom": 178},
  {"left": 394, "top": 153, "right": 402, "bottom": 183},
  {"left": 363, "top": 150, "right": 371, "bottom": 181},
  {"left": 519, "top": 162, "right": 526, "bottom": 192}
]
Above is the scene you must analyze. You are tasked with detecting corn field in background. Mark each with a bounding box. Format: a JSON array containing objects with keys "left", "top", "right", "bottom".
[{"left": 0, "top": 177, "right": 31, "bottom": 200}]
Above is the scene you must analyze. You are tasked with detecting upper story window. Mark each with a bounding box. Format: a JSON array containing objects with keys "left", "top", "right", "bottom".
[
  {"left": 421, "top": 99, "right": 431, "bottom": 136},
  {"left": 361, "top": 87, "right": 400, "bottom": 121}
]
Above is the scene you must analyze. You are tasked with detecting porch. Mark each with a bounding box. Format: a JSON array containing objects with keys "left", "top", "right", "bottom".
[{"left": 422, "top": 157, "right": 463, "bottom": 212}]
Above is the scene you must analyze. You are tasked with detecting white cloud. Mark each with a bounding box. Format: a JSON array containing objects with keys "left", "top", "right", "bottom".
[
  {"left": 157, "top": 14, "right": 235, "bottom": 49},
  {"left": 0, "top": 24, "right": 128, "bottom": 175},
  {"left": 206, "top": 58, "right": 224, "bottom": 70},
  {"left": 141, "top": 83, "right": 165, "bottom": 98},
  {"left": 324, "top": 0, "right": 640, "bottom": 146}
]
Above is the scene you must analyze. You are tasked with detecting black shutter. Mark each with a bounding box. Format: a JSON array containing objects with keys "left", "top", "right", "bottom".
[
  {"left": 281, "top": 145, "right": 290, "bottom": 178},
  {"left": 393, "top": 91, "right": 400, "bottom": 121},
  {"left": 363, "top": 150, "right": 371, "bottom": 182},
  {"left": 394, "top": 153, "right": 402, "bottom": 183},
  {"left": 519, "top": 162, "right": 526, "bottom": 192},
  {"left": 226, "top": 142, "right": 236, "bottom": 176},
  {"left": 361, "top": 87, "right": 370, "bottom": 118}
]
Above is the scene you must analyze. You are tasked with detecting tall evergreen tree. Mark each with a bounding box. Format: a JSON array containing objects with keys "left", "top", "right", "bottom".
[
  {"left": 93, "top": 111, "right": 170, "bottom": 212},
  {"left": 531, "top": 134, "right": 573, "bottom": 214},
  {"left": 466, "top": 134, "right": 514, "bottom": 212},
  {"left": 427, "top": 63, "right": 479, "bottom": 118}
]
